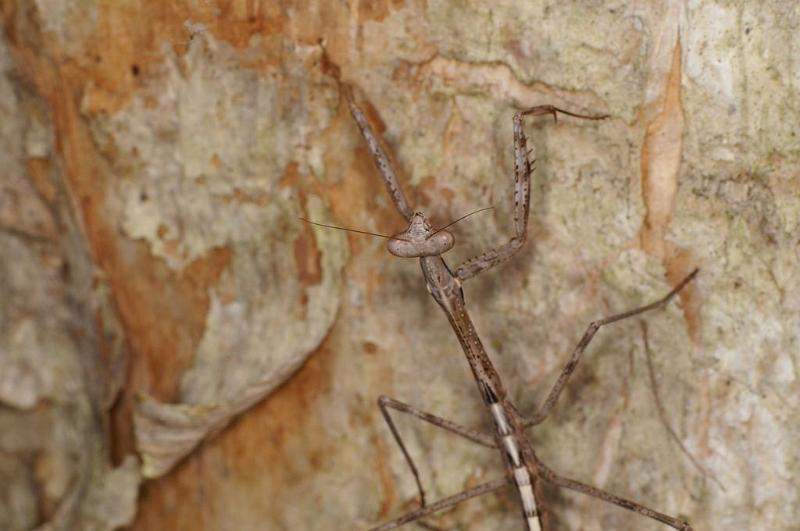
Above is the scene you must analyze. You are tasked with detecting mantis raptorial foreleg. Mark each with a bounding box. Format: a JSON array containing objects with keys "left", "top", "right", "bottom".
[
  {"left": 344, "top": 86, "right": 413, "bottom": 222},
  {"left": 455, "top": 106, "right": 607, "bottom": 282}
]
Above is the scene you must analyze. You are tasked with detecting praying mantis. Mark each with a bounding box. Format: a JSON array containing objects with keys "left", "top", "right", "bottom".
[{"left": 323, "top": 86, "right": 698, "bottom": 530}]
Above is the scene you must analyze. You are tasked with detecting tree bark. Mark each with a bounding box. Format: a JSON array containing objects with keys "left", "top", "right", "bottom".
[{"left": 0, "top": 1, "right": 797, "bottom": 530}]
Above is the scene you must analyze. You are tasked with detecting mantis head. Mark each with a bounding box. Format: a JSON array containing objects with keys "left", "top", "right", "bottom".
[
  {"left": 387, "top": 212, "right": 455, "bottom": 258},
  {"left": 300, "top": 207, "right": 490, "bottom": 259}
]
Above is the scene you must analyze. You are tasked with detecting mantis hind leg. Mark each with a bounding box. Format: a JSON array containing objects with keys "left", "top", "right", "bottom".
[{"left": 377, "top": 395, "right": 495, "bottom": 508}]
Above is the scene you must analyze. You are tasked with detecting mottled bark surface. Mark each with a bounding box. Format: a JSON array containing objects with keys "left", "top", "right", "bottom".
[{"left": 0, "top": 1, "right": 797, "bottom": 530}]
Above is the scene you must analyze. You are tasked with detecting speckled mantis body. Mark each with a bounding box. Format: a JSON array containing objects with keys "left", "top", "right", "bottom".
[{"left": 342, "top": 88, "right": 696, "bottom": 531}]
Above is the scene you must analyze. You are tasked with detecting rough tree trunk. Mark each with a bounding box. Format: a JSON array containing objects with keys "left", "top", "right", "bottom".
[{"left": 0, "top": 1, "right": 797, "bottom": 530}]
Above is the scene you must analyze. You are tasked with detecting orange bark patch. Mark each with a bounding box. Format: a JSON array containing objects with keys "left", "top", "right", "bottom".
[
  {"left": 359, "top": 99, "right": 390, "bottom": 136},
  {"left": 182, "top": 247, "right": 234, "bottom": 304},
  {"left": 57, "top": 1, "right": 290, "bottom": 115},
  {"left": 358, "top": 0, "right": 392, "bottom": 22},
  {"left": 294, "top": 219, "right": 322, "bottom": 290},
  {"left": 363, "top": 340, "right": 378, "bottom": 354},
  {"left": 664, "top": 246, "right": 703, "bottom": 344},
  {"left": 221, "top": 340, "right": 333, "bottom": 481},
  {"left": 415, "top": 174, "right": 456, "bottom": 219},
  {"left": 210, "top": 0, "right": 288, "bottom": 47},
  {"left": 293, "top": 208, "right": 323, "bottom": 319},
  {"left": 220, "top": 188, "right": 272, "bottom": 206},
  {"left": 372, "top": 432, "right": 397, "bottom": 518},
  {"left": 282, "top": 160, "right": 325, "bottom": 319},
  {"left": 637, "top": 38, "right": 702, "bottom": 344},
  {"left": 639, "top": 40, "right": 684, "bottom": 258},
  {"left": 278, "top": 160, "right": 302, "bottom": 189},
  {"left": 113, "top": 244, "right": 232, "bottom": 401},
  {"left": 156, "top": 224, "right": 169, "bottom": 239},
  {"left": 132, "top": 337, "right": 337, "bottom": 530},
  {"left": 26, "top": 158, "right": 56, "bottom": 203}
]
